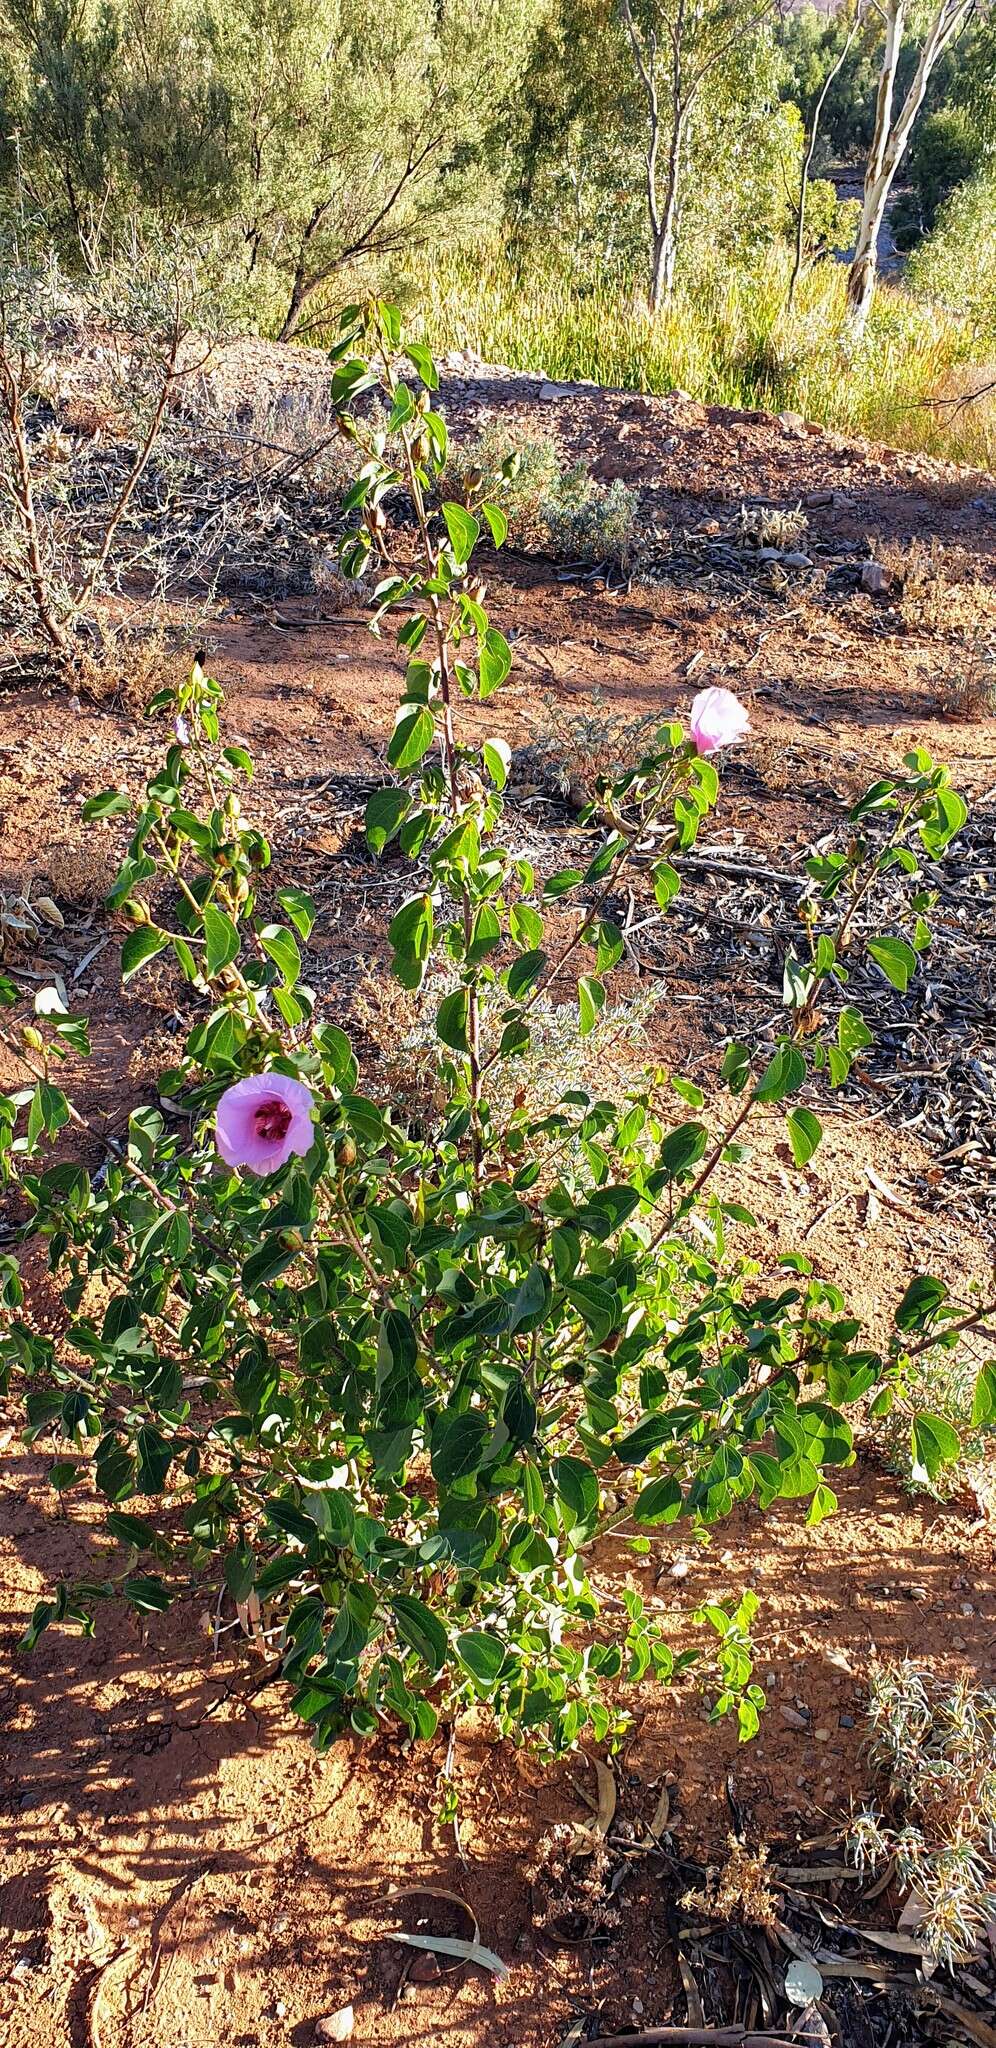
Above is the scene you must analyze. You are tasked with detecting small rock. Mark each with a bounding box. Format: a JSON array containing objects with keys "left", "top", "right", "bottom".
[
  {"left": 539, "top": 380, "right": 577, "bottom": 400},
  {"left": 780, "top": 1705, "right": 809, "bottom": 1730},
  {"left": 756, "top": 546, "right": 782, "bottom": 563},
  {"left": 782, "top": 551, "right": 813, "bottom": 570},
  {"left": 861, "top": 561, "right": 891, "bottom": 596},
  {"left": 839, "top": 1714, "right": 855, "bottom": 1729},
  {"left": 667, "top": 387, "right": 694, "bottom": 403},
  {"left": 961, "top": 1602, "right": 975, "bottom": 1616},
  {"left": 314, "top": 2006, "right": 355, "bottom": 2042},
  {"left": 633, "top": 1997, "right": 645, "bottom": 2015},
  {"left": 805, "top": 489, "right": 833, "bottom": 507},
  {"left": 814, "top": 1728, "right": 831, "bottom": 1742},
  {"left": 670, "top": 1556, "right": 690, "bottom": 1580},
  {"left": 778, "top": 410, "right": 806, "bottom": 434},
  {"left": 408, "top": 1954, "right": 441, "bottom": 1984},
  {"left": 765, "top": 1672, "right": 777, "bottom": 1689}
]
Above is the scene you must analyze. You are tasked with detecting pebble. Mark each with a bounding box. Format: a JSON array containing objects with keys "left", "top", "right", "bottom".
[
  {"left": 780, "top": 1705, "right": 809, "bottom": 1730},
  {"left": 781, "top": 551, "right": 813, "bottom": 570},
  {"left": 839, "top": 1714, "right": 855, "bottom": 1729},
  {"left": 814, "top": 1728, "right": 831, "bottom": 1742}
]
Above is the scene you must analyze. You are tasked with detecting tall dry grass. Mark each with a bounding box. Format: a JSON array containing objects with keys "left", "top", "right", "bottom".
[{"left": 395, "top": 248, "right": 996, "bottom": 472}]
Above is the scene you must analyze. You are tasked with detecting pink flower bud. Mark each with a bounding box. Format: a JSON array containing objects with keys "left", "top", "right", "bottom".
[
  {"left": 215, "top": 1072, "right": 314, "bottom": 1175},
  {"left": 689, "top": 686, "right": 750, "bottom": 756}
]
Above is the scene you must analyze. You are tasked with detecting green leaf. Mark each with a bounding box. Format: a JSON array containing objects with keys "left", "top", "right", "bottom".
[
  {"left": 442, "top": 502, "right": 480, "bottom": 564},
  {"left": 867, "top": 935, "right": 917, "bottom": 993},
  {"left": 431, "top": 1411, "right": 489, "bottom": 1486},
  {"left": 388, "top": 893, "right": 434, "bottom": 989},
  {"left": 652, "top": 859, "right": 680, "bottom": 909},
  {"left": 391, "top": 1592, "right": 448, "bottom": 1671},
  {"left": 910, "top": 1411, "right": 961, "bottom": 1483},
  {"left": 467, "top": 904, "right": 501, "bottom": 964},
  {"left": 202, "top": 905, "right": 240, "bottom": 978},
  {"left": 551, "top": 1455, "right": 599, "bottom": 1535},
  {"left": 507, "top": 1262, "right": 550, "bottom": 1331},
  {"left": 224, "top": 1545, "right": 255, "bottom": 1602},
  {"left": 123, "top": 1573, "right": 171, "bottom": 1613},
  {"left": 972, "top": 1362, "right": 996, "bottom": 1426},
  {"left": 806, "top": 1483, "right": 838, "bottom": 1526},
  {"left": 456, "top": 1630, "right": 505, "bottom": 1691},
  {"left": 507, "top": 949, "right": 546, "bottom": 999},
  {"left": 578, "top": 975, "right": 605, "bottom": 1036},
  {"left": 479, "top": 629, "right": 512, "bottom": 699},
  {"left": 49, "top": 1459, "right": 81, "bottom": 1491},
  {"left": 260, "top": 924, "right": 301, "bottom": 988},
  {"left": 786, "top": 1107, "right": 822, "bottom": 1168},
  {"left": 388, "top": 703, "right": 435, "bottom": 772},
  {"left": 482, "top": 738, "right": 511, "bottom": 789},
  {"left": 754, "top": 1042, "right": 806, "bottom": 1103},
  {"left": 659, "top": 1121, "right": 707, "bottom": 1181},
  {"left": 895, "top": 1275, "right": 946, "bottom": 1332},
  {"left": 135, "top": 1425, "right": 172, "bottom": 1494},
  {"left": 366, "top": 786, "right": 411, "bottom": 853},
  {"left": 407, "top": 341, "right": 439, "bottom": 390},
  {"left": 634, "top": 1475, "right": 682, "bottom": 1524},
  {"left": 120, "top": 926, "right": 167, "bottom": 981},
  {"left": 277, "top": 888, "right": 317, "bottom": 940},
  {"left": 720, "top": 1042, "right": 752, "bottom": 1096},
  {"left": 82, "top": 788, "right": 130, "bottom": 820},
  {"left": 436, "top": 987, "right": 470, "bottom": 1053},
  {"left": 481, "top": 502, "right": 508, "bottom": 548}
]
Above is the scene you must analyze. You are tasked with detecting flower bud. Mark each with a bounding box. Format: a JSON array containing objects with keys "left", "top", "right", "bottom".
[{"left": 335, "top": 1134, "right": 358, "bottom": 1169}]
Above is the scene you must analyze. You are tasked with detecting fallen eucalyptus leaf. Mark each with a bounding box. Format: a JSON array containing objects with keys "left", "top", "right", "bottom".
[{"left": 390, "top": 1932, "right": 508, "bottom": 1979}]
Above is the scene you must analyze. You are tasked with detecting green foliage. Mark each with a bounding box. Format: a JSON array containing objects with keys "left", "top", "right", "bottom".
[
  {"left": 2, "top": 303, "right": 992, "bottom": 1761},
  {"left": 892, "top": 109, "right": 982, "bottom": 251},
  {"left": 909, "top": 166, "right": 996, "bottom": 344}
]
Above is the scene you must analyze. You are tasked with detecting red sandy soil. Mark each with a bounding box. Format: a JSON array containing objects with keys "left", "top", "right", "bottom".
[{"left": 2, "top": 340, "right": 995, "bottom": 2048}]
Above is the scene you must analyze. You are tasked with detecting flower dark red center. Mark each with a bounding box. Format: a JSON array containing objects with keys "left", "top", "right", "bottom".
[{"left": 253, "top": 1098, "right": 292, "bottom": 1143}]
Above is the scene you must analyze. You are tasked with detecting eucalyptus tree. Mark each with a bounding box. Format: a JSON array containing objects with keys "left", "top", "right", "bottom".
[
  {"left": 618, "top": 0, "right": 778, "bottom": 307},
  {"left": 845, "top": 0, "right": 978, "bottom": 332}
]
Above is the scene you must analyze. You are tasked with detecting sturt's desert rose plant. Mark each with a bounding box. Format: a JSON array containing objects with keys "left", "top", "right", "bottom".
[{"left": 1, "top": 301, "right": 992, "bottom": 1758}]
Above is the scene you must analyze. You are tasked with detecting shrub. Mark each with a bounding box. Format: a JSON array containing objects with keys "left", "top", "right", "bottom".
[
  {"left": 1, "top": 302, "right": 993, "bottom": 1761},
  {"left": 0, "top": 237, "right": 206, "bottom": 674},
  {"left": 847, "top": 1663, "right": 996, "bottom": 1964},
  {"left": 441, "top": 416, "right": 583, "bottom": 547},
  {"left": 442, "top": 416, "right": 639, "bottom": 571}
]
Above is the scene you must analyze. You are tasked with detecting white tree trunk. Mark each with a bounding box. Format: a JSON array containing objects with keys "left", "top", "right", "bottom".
[{"left": 846, "top": 0, "right": 974, "bottom": 335}]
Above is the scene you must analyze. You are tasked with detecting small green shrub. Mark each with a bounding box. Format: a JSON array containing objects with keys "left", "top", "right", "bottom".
[{"left": 848, "top": 1663, "right": 996, "bottom": 1964}]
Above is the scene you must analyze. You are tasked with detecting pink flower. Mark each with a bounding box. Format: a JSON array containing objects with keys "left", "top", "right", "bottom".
[
  {"left": 215, "top": 1072, "right": 314, "bottom": 1174},
  {"left": 689, "top": 686, "right": 750, "bottom": 756}
]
